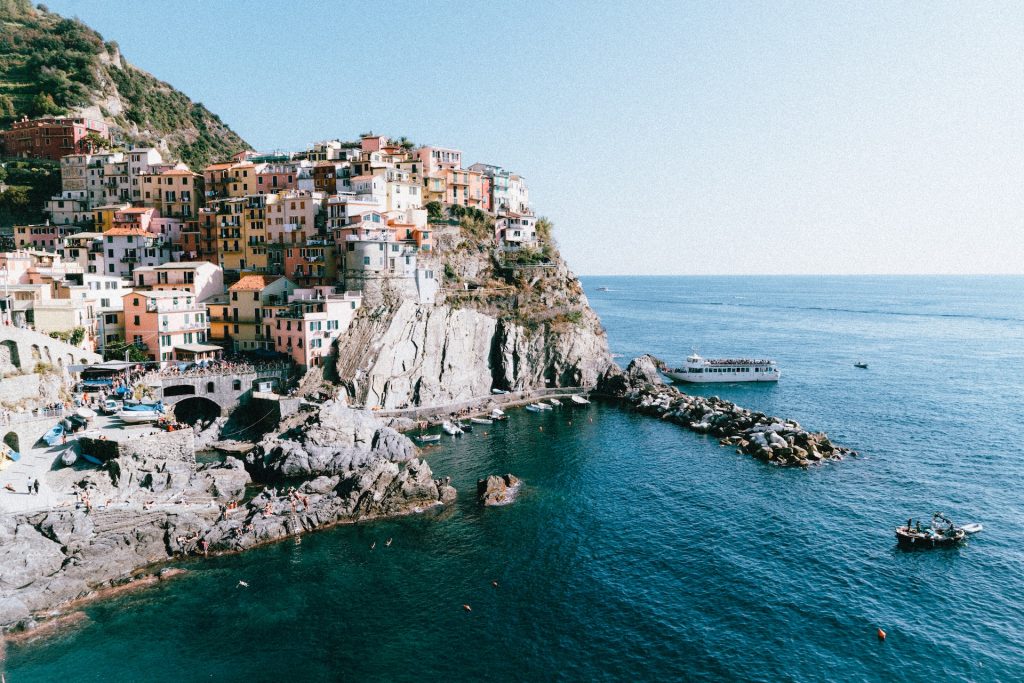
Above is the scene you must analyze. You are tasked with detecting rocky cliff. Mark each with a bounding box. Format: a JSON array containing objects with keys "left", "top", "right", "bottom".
[{"left": 333, "top": 224, "right": 613, "bottom": 410}]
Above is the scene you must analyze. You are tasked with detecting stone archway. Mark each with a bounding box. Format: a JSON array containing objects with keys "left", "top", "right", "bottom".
[
  {"left": 3, "top": 432, "right": 19, "bottom": 455},
  {"left": 0, "top": 340, "right": 20, "bottom": 372},
  {"left": 163, "top": 384, "right": 197, "bottom": 398},
  {"left": 172, "top": 396, "right": 222, "bottom": 425}
]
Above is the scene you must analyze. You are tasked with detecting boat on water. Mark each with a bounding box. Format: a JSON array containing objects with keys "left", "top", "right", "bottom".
[
  {"left": 459, "top": 422, "right": 474, "bottom": 432},
  {"left": 491, "top": 388, "right": 508, "bottom": 395},
  {"left": 548, "top": 398, "right": 562, "bottom": 407},
  {"left": 441, "top": 421, "right": 463, "bottom": 436},
  {"left": 117, "top": 401, "right": 165, "bottom": 424},
  {"left": 534, "top": 402, "right": 554, "bottom": 411},
  {"left": 570, "top": 395, "right": 591, "bottom": 406},
  {"left": 664, "top": 352, "right": 780, "bottom": 383},
  {"left": 417, "top": 434, "right": 442, "bottom": 443},
  {"left": 42, "top": 423, "right": 64, "bottom": 446},
  {"left": 524, "top": 404, "right": 543, "bottom": 413},
  {"left": 854, "top": 362, "right": 868, "bottom": 369},
  {"left": 470, "top": 417, "right": 493, "bottom": 425},
  {"left": 489, "top": 410, "right": 508, "bottom": 421},
  {"left": 895, "top": 513, "right": 981, "bottom": 548},
  {"left": 61, "top": 450, "right": 78, "bottom": 466},
  {"left": 597, "top": 286, "right": 610, "bottom": 292}
]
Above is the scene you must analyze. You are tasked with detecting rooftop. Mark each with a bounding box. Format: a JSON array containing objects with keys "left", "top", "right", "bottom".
[{"left": 230, "top": 274, "right": 281, "bottom": 291}]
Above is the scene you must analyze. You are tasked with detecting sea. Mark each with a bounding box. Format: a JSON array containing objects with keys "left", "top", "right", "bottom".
[{"left": 5, "top": 276, "right": 1024, "bottom": 682}]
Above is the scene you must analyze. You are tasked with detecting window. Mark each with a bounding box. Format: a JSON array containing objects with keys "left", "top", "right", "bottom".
[
  {"left": 363, "top": 256, "right": 370, "bottom": 265},
  {"left": 206, "top": 381, "right": 215, "bottom": 393},
  {"left": 232, "top": 379, "right": 242, "bottom": 391}
]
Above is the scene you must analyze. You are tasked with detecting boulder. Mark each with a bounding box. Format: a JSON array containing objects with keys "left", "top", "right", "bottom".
[{"left": 477, "top": 474, "right": 522, "bottom": 506}]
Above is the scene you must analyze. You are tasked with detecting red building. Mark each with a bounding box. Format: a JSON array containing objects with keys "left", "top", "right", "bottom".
[{"left": 0, "top": 116, "right": 110, "bottom": 161}]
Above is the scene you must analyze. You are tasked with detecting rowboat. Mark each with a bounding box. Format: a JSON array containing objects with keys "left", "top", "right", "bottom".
[
  {"left": 117, "top": 401, "right": 164, "bottom": 423},
  {"left": 548, "top": 398, "right": 562, "bottom": 406},
  {"left": 524, "top": 405, "right": 542, "bottom": 413},
  {"left": 470, "top": 417, "right": 493, "bottom": 425},
  {"left": 42, "top": 423, "right": 64, "bottom": 446},
  {"left": 535, "top": 402, "right": 554, "bottom": 411},
  {"left": 570, "top": 395, "right": 591, "bottom": 406},
  {"left": 417, "top": 434, "right": 442, "bottom": 443},
  {"left": 61, "top": 451, "right": 78, "bottom": 466}
]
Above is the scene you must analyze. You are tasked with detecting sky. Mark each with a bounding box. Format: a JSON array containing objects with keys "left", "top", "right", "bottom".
[{"left": 45, "top": 0, "right": 1024, "bottom": 275}]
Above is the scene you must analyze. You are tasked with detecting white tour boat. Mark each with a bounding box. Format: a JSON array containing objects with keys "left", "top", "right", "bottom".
[{"left": 665, "top": 352, "right": 780, "bottom": 384}]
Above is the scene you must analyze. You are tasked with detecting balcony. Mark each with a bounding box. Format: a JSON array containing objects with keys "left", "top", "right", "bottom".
[{"left": 120, "top": 256, "right": 138, "bottom": 263}]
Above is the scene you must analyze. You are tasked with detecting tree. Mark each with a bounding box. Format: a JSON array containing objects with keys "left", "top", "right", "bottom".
[
  {"left": 103, "top": 337, "right": 149, "bottom": 363},
  {"left": 0, "top": 94, "right": 15, "bottom": 119},
  {"left": 79, "top": 130, "right": 108, "bottom": 153},
  {"left": 30, "top": 92, "right": 61, "bottom": 116},
  {"left": 0, "top": 186, "right": 30, "bottom": 213},
  {"left": 536, "top": 217, "right": 554, "bottom": 242},
  {"left": 426, "top": 201, "right": 444, "bottom": 221}
]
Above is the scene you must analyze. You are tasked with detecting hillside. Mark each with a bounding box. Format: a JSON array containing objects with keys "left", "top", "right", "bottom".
[{"left": 0, "top": 0, "right": 248, "bottom": 169}]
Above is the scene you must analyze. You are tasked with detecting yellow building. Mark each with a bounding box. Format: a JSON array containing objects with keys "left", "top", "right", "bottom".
[
  {"left": 91, "top": 203, "right": 131, "bottom": 232},
  {"left": 216, "top": 274, "right": 295, "bottom": 352},
  {"left": 203, "top": 161, "right": 258, "bottom": 199},
  {"left": 140, "top": 168, "right": 204, "bottom": 218},
  {"left": 242, "top": 195, "right": 269, "bottom": 272}
]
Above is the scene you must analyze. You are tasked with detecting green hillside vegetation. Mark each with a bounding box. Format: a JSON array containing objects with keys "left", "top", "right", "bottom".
[{"left": 0, "top": 0, "right": 248, "bottom": 169}]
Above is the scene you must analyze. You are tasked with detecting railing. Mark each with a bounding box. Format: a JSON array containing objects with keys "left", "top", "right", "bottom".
[{"left": 0, "top": 405, "right": 66, "bottom": 426}]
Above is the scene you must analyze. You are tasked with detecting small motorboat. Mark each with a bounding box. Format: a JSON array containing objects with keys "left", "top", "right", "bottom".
[
  {"left": 417, "top": 434, "right": 442, "bottom": 444},
  {"left": 117, "top": 401, "right": 164, "bottom": 424},
  {"left": 524, "top": 404, "right": 543, "bottom": 413},
  {"left": 960, "top": 523, "right": 984, "bottom": 534},
  {"left": 76, "top": 406, "right": 98, "bottom": 420},
  {"left": 570, "top": 395, "right": 591, "bottom": 406},
  {"left": 42, "top": 423, "right": 65, "bottom": 446},
  {"left": 491, "top": 389, "right": 508, "bottom": 395},
  {"left": 81, "top": 453, "right": 103, "bottom": 466},
  {"left": 61, "top": 450, "right": 78, "bottom": 467},
  {"left": 895, "top": 513, "right": 970, "bottom": 548},
  {"left": 459, "top": 422, "right": 474, "bottom": 432},
  {"left": 535, "top": 402, "right": 554, "bottom": 411},
  {"left": 470, "top": 417, "right": 493, "bottom": 425},
  {"left": 854, "top": 362, "right": 868, "bottom": 369},
  {"left": 548, "top": 398, "right": 562, "bottom": 407},
  {"left": 441, "top": 421, "right": 463, "bottom": 436},
  {"left": 597, "top": 286, "right": 610, "bottom": 292},
  {"left": 489, "top": 410, "right": 508, "bottom": 421}
]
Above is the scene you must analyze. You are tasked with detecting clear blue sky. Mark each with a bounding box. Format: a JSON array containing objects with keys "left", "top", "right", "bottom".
[{"left": 46, "top": 1, "right": 1024, "bottom": 275}]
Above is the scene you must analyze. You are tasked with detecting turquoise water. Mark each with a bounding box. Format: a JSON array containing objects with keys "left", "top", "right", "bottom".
[{"left": 6, "top": 276, "right": 1024, "bottom": 681}]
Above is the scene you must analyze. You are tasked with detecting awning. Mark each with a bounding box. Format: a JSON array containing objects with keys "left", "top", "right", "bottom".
[{"left": 174, "top": 343, "right": 222, "bottom": 353}]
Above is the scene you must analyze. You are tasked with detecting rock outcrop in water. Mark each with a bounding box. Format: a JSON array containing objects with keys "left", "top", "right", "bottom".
[
  {"left": 597, "top": 356, "right": 855, "bottom": 467},
  {"left": 0, "top": 404, "right": 454, "bottom": 632},
  {"left": 477, "top": 474, "right": 522, "bottom": 506}
]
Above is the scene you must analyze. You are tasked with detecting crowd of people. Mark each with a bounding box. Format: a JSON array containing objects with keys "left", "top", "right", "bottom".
[{"left": 148, "top": 358, "right": 291, "bottom": 380}]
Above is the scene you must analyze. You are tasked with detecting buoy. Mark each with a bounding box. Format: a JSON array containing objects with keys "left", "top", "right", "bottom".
[
  {"left": 491, "top": 580, "right": 499, "bottom": 588},
  {"left": 463, "top": 604, "right": 472, "bottom": 612},
  {"left": 539, "top": 426, "right": 543, "bottom": 431},
  {"left": 568, "top": 421, "right": 572, "bottom": 426},
  {"left": 877, "top": 628, "right": 886, "bottom": 640}
]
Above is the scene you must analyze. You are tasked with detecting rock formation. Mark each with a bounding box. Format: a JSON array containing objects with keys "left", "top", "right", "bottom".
[
  {"left": 598, "top": 356, "right": 856, "bottom": 467},
  {"left": 0, "top": 404, "right": 454, "bottom": 632},
  {"left": 477, "top": 474, "right": 522, "bottom": 506},
  {"left": 334, "top": 241, "right": 614, "bottom": 410}
]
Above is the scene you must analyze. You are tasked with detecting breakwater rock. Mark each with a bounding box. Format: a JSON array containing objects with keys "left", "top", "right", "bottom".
[
  {"left": 597, "top": 356, "right": 855, "bottom": 467},
  {"left": 477, "top": 474, "right": 522, "bottom": 506}
]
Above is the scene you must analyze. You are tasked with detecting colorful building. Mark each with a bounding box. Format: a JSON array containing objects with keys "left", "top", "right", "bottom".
[
  {"left": 269, "top": 287, "right": 361, "bottom": 368},
  {"left": 122, "top": 290, "right": 212, "bottom": 364},
  {"left": 0, "top": 116, "right": 109, "bottom": 161},
  {"left": 214, "top": 274, "right": 296, "bottom": 352}
]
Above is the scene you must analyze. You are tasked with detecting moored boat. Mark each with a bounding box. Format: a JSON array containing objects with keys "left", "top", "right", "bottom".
[
  {"left": 535, "top": 402, "right": 554, "bottom": 411},
  {"left": 524, "top": 404, "right": 543, "bottom": 413},
  {"left": 470, "top": 417, "right": 493, "bottom": 425},
  {"left": 548, "top": 398, "right": 562, "bottom": 407},
  {"left": 441, "top": 421, "right": 463, "bottom": 436},
  {"left": 854, "top": 362, "right": 868, "bottom": 369},
  {"left": 570, "top": 395, "right": 591, "bottom": 406},
  {"left": 895, "top": 513, "right": 974, "bottom": 548},
  {"left": 417, "top": 434, "right": 442, "bottom": 443},
  {"left": 665, "top": 351, "right": 780, "bottom": 383},
  {"left": 61, "top": 450, "right": 78, "bottom": 466}
]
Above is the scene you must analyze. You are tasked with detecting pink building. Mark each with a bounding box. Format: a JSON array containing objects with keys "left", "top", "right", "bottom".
[
  {"left": 112, "top": 207, "right": 156, "bottom": 233},
  {"left": 122, "top": 289, "right": 214, "bottom": 364},
  {"left": 269, "top": 287, "right": 361, "bottom": 368},
  {"left": 417, "top": 146, "right": 463, "bottom": 175}
]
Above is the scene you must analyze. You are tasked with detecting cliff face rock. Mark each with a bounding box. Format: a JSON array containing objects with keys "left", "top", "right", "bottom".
[
  {"left": 334, "top": 253, "right": 613, "bottom": 410},
  {"left": 477, "top": 474, "right": 522, "bottom": 506},
  {"left": 245, "top": 401, "right": 418, "bottom": 479}
]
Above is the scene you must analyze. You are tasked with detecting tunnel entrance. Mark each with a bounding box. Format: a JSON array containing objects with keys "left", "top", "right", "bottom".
[{"left": 172, "top": 396, "right": 222, "bottom": 426}]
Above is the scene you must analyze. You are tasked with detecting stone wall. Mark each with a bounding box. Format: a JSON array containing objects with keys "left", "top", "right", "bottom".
[
  {"left": 0, "top": 374, "right": 40, "bottom": 402},
  {"left": 80, "top": 429, "right": 195, "bottom": 464},
  {"left": 0, "top": 326, "right": 101, "bottom": 373}
]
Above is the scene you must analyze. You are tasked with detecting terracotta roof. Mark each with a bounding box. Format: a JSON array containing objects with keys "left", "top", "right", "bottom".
[
  {"left": 205, "top": 163, "right": 234, "bottom": 171},
  {"left": 105, "top": 227, "right": 152, "bottom": 237},
  {"left": 116, "top": 207, "right": 153, "bottom": 214},
  {"left": 229, "top": 274, "right": 281, "bottom": 292}
]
